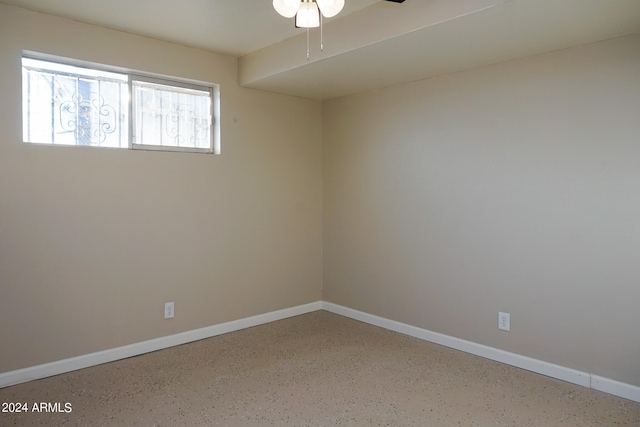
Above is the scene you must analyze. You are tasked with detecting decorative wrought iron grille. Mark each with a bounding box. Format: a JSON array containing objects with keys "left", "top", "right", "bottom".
[
  {"left": 22, "top": 58, "right": 128, "bottom": 148},
  {"left": 133, "top": 80, "right": 212, "bottom": 150},
  {"left": 22, "top": 56, "right": 217, "bottom": 153}
]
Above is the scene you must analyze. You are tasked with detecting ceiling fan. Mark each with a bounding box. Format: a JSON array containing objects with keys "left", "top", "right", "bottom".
[
  {"left": 273, "top": 0, "right": 406, "bottom": 58},
  {"left": 273, "top": 0, "right": 406, "bottom": 23}
]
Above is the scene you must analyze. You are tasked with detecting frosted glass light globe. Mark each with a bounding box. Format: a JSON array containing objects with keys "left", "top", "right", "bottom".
[
  {"left": 316, "top": 0, "right": 344, "bottom": 18},
  {"left": 273, "top": 0, "right": 300, "bottom": 18}
]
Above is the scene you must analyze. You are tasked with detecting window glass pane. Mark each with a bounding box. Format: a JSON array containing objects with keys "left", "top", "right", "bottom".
[
  {"left": 22, "top": 58, "right": 128, "bottom": 148},
  {"left": 133, "top": 80, "right": 212, "bottom": 150}
]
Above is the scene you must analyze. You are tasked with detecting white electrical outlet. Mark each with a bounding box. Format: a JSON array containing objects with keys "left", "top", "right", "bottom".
[
  {"left": 498, "top": 312, "right": 510, "bottom": 331},
  {"left": 164, "top": 302, "right": 174, "bottom": 319}
]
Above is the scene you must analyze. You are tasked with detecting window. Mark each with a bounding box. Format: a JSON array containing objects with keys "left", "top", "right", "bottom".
[
  {"left": 132, "top": 78, "right": 213, "bottom": 152},
  {"left": 22, "top": 55, "right": 219, "bottom": 154},
  {"left": 22, "top": 58, "right": 128, "bottom": 148}
]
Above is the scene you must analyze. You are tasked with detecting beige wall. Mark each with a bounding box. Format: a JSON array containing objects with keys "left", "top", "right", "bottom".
[
  {"left": 323, "top": 35, "right": 640, "bottom": 387},
  {"left": 0, "top": 4, "right": 322, "bottom": 372}
]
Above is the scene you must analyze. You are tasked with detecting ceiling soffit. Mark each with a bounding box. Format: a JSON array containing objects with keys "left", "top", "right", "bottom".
[{"left": 239, "top": 0, "right": 640, "bottom": 100}]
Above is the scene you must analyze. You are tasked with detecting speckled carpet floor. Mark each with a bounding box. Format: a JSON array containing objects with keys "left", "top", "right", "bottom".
[{"left": 1, "top": 311, "right": 638, "bottom": 426}]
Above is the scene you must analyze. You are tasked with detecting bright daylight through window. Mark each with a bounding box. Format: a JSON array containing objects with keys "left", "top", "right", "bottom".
[{"left": 22, "top": 56, "right": 218, "bottom": 153}]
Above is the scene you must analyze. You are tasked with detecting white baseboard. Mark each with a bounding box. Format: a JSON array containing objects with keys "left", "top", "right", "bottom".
[
  {"left": 3, "top": 300, "right": 639, "bottom": 404},
  {"left": 0, "top": 301, "right": 322, "bottom": 389},
  {"left": 322, "top": 302, "right": 640, "bottom": 403},
  {"left": 591, "top": 375, "right": 640, "bottom": 403}
]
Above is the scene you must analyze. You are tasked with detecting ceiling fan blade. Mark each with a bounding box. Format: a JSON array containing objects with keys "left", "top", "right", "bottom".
[{"left": 384, "top": 0, "right": 406, "bottom": 3}]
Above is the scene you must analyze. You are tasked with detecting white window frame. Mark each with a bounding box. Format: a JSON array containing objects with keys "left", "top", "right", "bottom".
[{"left": 22, "top": 52, "right": 220, "bottom": 154}]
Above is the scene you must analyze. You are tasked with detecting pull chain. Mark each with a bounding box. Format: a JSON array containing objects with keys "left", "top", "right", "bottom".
[{"left": 320, "top": 13, "right": 324, "bottom": 51}]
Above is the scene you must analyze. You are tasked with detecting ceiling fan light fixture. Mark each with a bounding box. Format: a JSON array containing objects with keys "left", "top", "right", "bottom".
[
  {"left": 295, "top": 2, "right": 320, "bottom": 28},
  {"left": 274, "top": 0, "right": 356, "bottom": 58},
  {"left": 273, "top": 0, "right": 300, "bottom": 18},
  {"left": 316, "top": 0, "right": 345, "bottom": 18}
]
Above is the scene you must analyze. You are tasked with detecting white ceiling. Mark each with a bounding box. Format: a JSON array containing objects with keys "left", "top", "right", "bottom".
[
  {"left": 2, "top": 0, "right": 640, "bottom": 100},
  {"left": 0, "top": 0, "right": 381, "bottom": 56}
]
